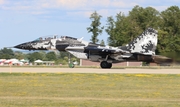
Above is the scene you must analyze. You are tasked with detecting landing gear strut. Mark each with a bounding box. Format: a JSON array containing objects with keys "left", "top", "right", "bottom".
[{"left": 100, "top": 61, "right": 112, "bottom": 69}]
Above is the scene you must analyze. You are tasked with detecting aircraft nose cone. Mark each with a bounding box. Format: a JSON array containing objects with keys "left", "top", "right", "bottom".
[{"left": 14, "top": 42, "right": 32, "bottom": 50}]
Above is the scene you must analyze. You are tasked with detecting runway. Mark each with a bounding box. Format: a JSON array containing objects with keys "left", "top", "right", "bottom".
[{"left": 0, "top": 67, "right": 180, "bottom": 74}]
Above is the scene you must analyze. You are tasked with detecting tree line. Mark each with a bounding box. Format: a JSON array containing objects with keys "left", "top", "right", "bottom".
[
  {"left": 0, "top": 48, "right": 79, "bottom": 65},
  {"left": 87, "top": 5, "right": 180, "bottom": 61}
]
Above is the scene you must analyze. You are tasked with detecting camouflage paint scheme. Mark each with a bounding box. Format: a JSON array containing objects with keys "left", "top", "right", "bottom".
[
  {"left": 119, "top": 28, "right": 157, "bottom": 55},
  {"left": 14, "top": 28, "right": 172, "bottom": 68}
]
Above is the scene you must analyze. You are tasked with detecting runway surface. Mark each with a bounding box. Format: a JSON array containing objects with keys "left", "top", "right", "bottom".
[{"left": 0, "top": 67, "right": 180, "bottom": 74}]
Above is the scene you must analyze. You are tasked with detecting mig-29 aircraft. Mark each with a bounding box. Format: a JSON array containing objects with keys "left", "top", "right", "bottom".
[{"left": 14, "top": 28, "right": 172, "bottom": 68}]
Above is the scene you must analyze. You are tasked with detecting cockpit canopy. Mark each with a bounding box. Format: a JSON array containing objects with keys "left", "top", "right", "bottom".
[{"left": 33, "top": 35, "right": 77, "bottom": 42}]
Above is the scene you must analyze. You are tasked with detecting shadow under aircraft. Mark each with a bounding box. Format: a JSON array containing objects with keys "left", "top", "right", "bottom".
[{"left": 14, "top": 28, "right": 173, "bottom": 68}]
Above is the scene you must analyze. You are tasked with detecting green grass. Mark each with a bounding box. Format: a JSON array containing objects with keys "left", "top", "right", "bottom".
[{"left": 0, "top": 73, "right": 180, "bottom": 107}]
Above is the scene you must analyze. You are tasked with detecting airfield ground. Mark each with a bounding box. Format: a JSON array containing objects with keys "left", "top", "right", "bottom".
[
  {"left": 0, "top": 67, "right": 180, "bottom": 107},
  {"left": 0, "top": 67, "right": 180, "bottom": 74}
]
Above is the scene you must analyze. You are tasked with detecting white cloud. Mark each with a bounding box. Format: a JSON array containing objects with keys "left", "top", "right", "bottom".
[
  {"left": 45, "top": 0, "right": 139, "bottom": 17},
  {"left": 37, "top": 0, "right": 83, "bottom": 10},
  {"left": 51, "top": 0, "right": 138, "bottom": 9},
  {"left": 2, "top": 0, "right": 179, "bottom": 11},
  {"left": 55, "top": 0, "right": 86, "bottom": 9},
  {"left": 110, "top": 0, "right": 137, "bottom": 8},
  {"left": 1, "top": 0, "right": 179, "bottom": 19},
  {"left": 13, "top": 0, "right": 137, "bottom": 10}
]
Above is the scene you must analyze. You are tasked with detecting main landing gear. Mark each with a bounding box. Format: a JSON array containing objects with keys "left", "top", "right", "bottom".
[{"left": 100, "top": 61, "right": 112, "bottom": 69}]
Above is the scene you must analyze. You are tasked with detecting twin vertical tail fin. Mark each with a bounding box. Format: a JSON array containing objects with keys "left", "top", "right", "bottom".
[{"left": 123, "top": 28, "right": 158, "bottom": 55}]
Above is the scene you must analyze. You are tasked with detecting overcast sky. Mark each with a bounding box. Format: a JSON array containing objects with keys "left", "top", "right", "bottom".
[{"left": 0, "top": 0, "right": 179, "bottom": 50}]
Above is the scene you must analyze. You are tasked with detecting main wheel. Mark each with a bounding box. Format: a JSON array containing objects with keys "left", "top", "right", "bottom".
[
  {"left": 100, "top": 61, "right": 112, "bottom": 69},
  {"left": 107, "top": 63, "right": 112, "bottom": 68}
]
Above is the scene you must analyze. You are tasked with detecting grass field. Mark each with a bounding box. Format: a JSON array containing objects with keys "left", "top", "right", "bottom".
[{"left": 0, "top": 73, "right": 180, "bottom": 107}]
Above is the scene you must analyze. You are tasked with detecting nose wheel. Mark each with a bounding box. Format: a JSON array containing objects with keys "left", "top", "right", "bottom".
[{"left": 100, "top": 61, "right": 112, "bottom": 69}]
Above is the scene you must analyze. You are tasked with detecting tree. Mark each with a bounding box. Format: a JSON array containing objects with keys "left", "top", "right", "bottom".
[
  {"left": 100, "top": 39, "right": 105, "bottom": 45},
  {"left": 38, "top": 51, "right": 47, "bottom": 60},
  {"left": 106, "top": 6, "right": 160, "bottom": 47},
  {"left": 46, "top": 52, "right": 57, "bottom": 61},
  {"left": 14, "top": 51, "right": 25, "bottom": 59},
  {"left": 128, "top": 5, "right": 160, "bottom": 30},
  {"left": 160, "top": 6, "right": 180, "bottom": 37},
  {"left": 87, "top": 11, "right": 103, "bottom": 44},
  {"left": 27, "top": 52, "right": 43, "bottom": 62},
  {"left": 158, "top": 6, "right": 180, "bottom": 60},
  {"left": 55, "top": 52, "right": 80, "bottom": 65},
  {"left": 59, "top": 52, "right": 68, "bottom": 58},
  {"left": 126, "top": 6, "right": 160, "bottom": 43},
  {"left": 0, "top": 48, "right": 14, "bottom": 59},
  {"left": 106, "top": 12, "right": 131, "bottom": 46},
  {"left": 106, "top": 16, "right": 116, "bottom": 46}
]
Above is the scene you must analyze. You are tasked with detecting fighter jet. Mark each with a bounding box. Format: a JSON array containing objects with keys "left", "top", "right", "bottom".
[{"left": 14, "top": 28, "right": 172, "bottom": 68}]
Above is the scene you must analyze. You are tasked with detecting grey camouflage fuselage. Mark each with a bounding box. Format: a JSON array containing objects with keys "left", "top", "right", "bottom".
[{"left": 14, "top": 27, "right": 168, "bottom": 68}]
